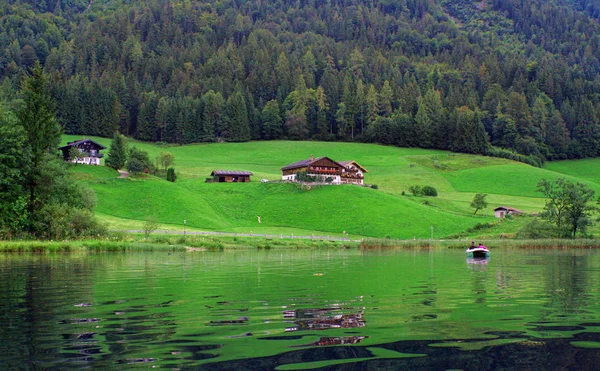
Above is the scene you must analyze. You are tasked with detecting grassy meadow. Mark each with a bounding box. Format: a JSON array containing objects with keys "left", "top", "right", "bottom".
[{"left": 62, "top": 135, "right": 600, "bottom": 239}]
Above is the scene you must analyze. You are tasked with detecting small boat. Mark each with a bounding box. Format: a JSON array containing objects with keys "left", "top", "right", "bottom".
[{"left": 466, "top": 245, "right": 490, "bottom": 258}]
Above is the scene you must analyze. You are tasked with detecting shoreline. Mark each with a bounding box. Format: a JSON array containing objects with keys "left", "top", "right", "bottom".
[{"left": 2, "top": 236, "right": 600, "bottom": 252}]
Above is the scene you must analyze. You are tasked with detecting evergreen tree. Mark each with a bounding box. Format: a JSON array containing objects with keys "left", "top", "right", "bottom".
[
  {"left": 315, "top": 86, "right": 329, "bottom": 140},
  {"left": 223, "top": 88, "right": 250, "bottom": 141},
  {"left": 137, "top": 92, "right": 159, "bottom": 141},
  {"left": 262, "top": 100, "right": 283, "bottom": 140},
  {"left": 0, "top": 105, "right": 27, "bottom": 236},
  {"left": 379, "top": 80, "right": 394, "bottom": 117},
  {"left": 573, "top": 99, "right": 600, "bottom": 157},
  {"left": 366, "top": 84, "right": 379, "bottom": 129},
  {"left": 492, "top": 113, "right": 519, "bottom": 149},
  {"left": 105, "top": 132, "right": 128, "bottom": 170},
  {"left": 202, "top": 90, "right": 224, "bottom": 141},
  {"left": 16, "top": 64, "right": 100, "bottom": 238}
]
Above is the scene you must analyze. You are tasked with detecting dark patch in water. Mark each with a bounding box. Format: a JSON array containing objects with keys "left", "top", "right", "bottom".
[
  {"left": 531, "top": 325, "right": 586, "bottom": 332},
  {"left": 60, "top": 318, "right": 99, "bottom": 324},
  {"left": 291, "top": 336, "right": 367, "bottom": 348},
  {"left": 204, "top": 295, "right": 221, "bottom": 299},
  {"left": 258, "top": 335, "right": 310, "bottom": 341},
  {"left": 580, "top": 323, "right": 600, "bottom": 327},
  {"left": 208, "top": 317, "right": 248, "bottom": 326},
  {"left": 421, "top": 298, "right": 435, "bottom": 306}
]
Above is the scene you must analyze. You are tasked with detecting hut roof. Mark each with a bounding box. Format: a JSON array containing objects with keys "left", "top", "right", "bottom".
[
  {"left": 281, "top": 156, "right": 343, "bottom": 171},
  {"left": 494, "top": 206, "right": 522, "bottom": 213},
  {"left": 211, "top": 170, "right": 253, "bottom": 176},
  {"left": 338, "top": 160, "right": 368, "bottom": 173},
  {"left": 58, "top": 138, "right": 106, "bottom": 151}
]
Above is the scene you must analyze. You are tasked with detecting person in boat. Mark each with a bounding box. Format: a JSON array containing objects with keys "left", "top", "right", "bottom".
[
  {"left": 477, "top": 243, "right": 487, "bottom": 250},
  {"left": 470, "top": 241, "right": 476, "bottom": 249}
]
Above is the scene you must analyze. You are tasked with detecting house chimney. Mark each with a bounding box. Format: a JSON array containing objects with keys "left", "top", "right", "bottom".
[{"left": 309, "top": 155, "right": 314, "bottom": 161}]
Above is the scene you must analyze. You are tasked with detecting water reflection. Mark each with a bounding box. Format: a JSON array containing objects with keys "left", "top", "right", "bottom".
[
  {"left": 1, "top": 249, "right": 600, "bottom": 369},
  {"left": 283, "top": 307, "right": 365, "bottom": 332}
]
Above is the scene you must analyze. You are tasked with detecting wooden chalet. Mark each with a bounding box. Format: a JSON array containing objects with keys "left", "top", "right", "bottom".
[
  {"left": 494, "top": 206, "right": 522, "bottom": 218},
  {"left": 281, "top": 156, "right": 344, "bottom": 184},
  {"left": 59, "top": 139, "right": 106, "bottom": 165},
  {"left": 339, "top": 160, "right": 368, "bottom": 185},
  {"left": 210, "top": 170, "right": 253, "bottom": 183}
]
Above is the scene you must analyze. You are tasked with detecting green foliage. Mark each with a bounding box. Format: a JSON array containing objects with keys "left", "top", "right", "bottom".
[
  {"left": 105, "top": 132, "right": 128, "bottom": 170},
  {"left": 143, "top": 216, "right": 159, "bottom": 239},
  {"left": 470, "top": 193, "right": 488, "bottom": 215},
  {"left": 1, "top": 0, "right": 598, "bottom": 161},
  {"left": 0, "top": 66, "right": 104, "bottom": 239},
  {"left": 537, "top": 178, "right": 596, "bottom": 238},
  {"left": 409, "top": 185, "right": 422, "bottom": 196},
  {"left": 517, "top": 219, "right": 560, "bottom": 239},
  {"left": 157, "top": 151, "right": 174, "bottom": 172},
  {"left": 421, "top": 186, "right": 438, "bottom": 197},
  {"left": 127, "top": 147, "right": 153, "bottom": 175},
  {"left": 295, "top": 171, "right": 320, "bottom": 183},
  {"left": 410, "top": 185, "right": 437, "bottom": 196},
  {"left": 166, "top": 167, "right": 177, "bottom": 183}
]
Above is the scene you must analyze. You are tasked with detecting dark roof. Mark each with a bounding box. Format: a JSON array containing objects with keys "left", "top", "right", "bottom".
[
  {"left": 494, "top": 206, "right": 522, "bottom": 213},
  {"left": 211, "top": 170, "right": 253, "bottom": 176},
  {"left": 59, "top": 139, "right": 107, "bottom": 150},
  {"left": 281, "top": 156, "right": 343, "bottom": 171},
  {"left": 339, "top": 160, "right": 368, "bottom": 173}
]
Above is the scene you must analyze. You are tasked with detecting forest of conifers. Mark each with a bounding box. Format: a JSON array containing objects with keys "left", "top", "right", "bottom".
[{"left": 2, "top": 0, "right": 600, "bottom": 164}]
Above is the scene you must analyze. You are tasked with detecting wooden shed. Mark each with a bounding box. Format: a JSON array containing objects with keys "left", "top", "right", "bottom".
[
  {"left": 494, "top": 206, "right": 522, "bottom": 218},
  {"left": 210, "top": 170, "right": 253, "bottom": 183}
]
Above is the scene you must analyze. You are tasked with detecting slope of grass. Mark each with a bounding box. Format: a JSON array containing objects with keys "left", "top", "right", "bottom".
[
  {"left": 63, "top": 135, "right": 600, "bottom": 239},
  {"left": 544, "top": 158, "right": 600, "bottom": 186}
]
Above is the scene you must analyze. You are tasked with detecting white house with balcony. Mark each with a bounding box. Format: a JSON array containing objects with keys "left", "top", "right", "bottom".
[{"left": 59, "top": 139, "right": 106, "bottom": 165}]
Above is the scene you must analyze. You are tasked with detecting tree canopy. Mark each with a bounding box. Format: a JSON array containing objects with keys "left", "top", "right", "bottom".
[{"left": 1, "top": 0, "right": 600, "bottom": 162}]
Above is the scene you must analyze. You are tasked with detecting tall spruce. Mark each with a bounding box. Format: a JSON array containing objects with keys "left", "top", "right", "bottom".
[
  {"left": 223, "top": 88, "right": 250, "bottom": 141},
  {"left": 105, "top": 132, "right": 128, "bottom": 170}
]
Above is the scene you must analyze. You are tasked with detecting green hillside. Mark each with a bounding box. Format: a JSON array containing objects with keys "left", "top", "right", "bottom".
[{"left": 64, "top": 135, "right": 600, "bottom": 239}]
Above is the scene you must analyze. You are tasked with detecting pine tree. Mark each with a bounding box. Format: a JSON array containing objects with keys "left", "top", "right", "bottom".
[
  {"left": 574, "top": 99, "right": 600, "bottom": 157},
  {"left": 379, "top": 80, "right": 393, "bottom": 117},
  {"left": 365, "top": 84, "right": 379, "bottom": 129},
  {"left": 223, "top": 88, "right": 250, "bottom": 141},
  {"left": 105, "top": 132, "right": 128, "bottom": 170},
  {"left": 201, "top": 90, "right": 224, "bottom": 141},
  {"left": 262, "top": 100, "right": 283, "bottom": 140}
]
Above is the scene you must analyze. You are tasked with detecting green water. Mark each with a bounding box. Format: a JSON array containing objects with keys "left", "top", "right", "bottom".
[{"left": 1, "top": 248, "right": 600, "bottom": 369}]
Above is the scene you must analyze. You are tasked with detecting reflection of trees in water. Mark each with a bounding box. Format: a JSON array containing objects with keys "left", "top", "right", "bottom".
[
  {"left": 283, "top": 307, "right": 365, "bottom": 332},
  {"left": 291, "top": 335, "right": 367, "bottom": 347},
  {"left": 542, "top": 254, "right": 590, "bottom": 319},
  {"left": 0, "top": 255, "right": 181, "bottom": 369},
  {"left": 0, "top": 255, "right": 98, "bottom": 368}
]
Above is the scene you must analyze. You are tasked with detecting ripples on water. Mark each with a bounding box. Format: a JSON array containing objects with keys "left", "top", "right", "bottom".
[{"left": 1, "top": 249, "right": 600, "bottom": 369}]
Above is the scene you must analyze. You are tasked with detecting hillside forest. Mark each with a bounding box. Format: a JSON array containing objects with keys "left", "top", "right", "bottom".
[{"left": 2, "top": 0, "right": 600, "bottom": 165}]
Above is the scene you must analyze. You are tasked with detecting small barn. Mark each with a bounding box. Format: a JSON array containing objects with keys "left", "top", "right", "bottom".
[
  {"left": 210, "top": 170, "right": 253, "bottom": 183},
  {"left": 494, "top": 206, "right": 522, "bottom": 218},
  {"left": 59, "top": 139, "right": 106, "bottom": 165}
]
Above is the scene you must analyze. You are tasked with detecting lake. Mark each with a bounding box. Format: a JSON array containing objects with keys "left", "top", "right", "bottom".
[{"left": 1, "top": 247, "right": 600, "bottom": 369}]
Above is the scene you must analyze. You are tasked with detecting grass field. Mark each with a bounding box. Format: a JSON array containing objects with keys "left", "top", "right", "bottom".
[{"left": 63, "top": 135, "right": 600, "bottom": 239}]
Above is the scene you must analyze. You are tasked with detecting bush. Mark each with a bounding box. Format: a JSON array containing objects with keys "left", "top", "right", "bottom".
[
  {"left": 421, "top": 186, "right": 438, "bottom": 197},
  {"left": 409, "top": 185, "right": 437, "bottom": 196},
  {"left": 167, "top": 167, "right": 177, "bottom": 182},
  {"left": 517, "top": 219, "right": 559, "bottom": 239},
  {"left": 371, "top": 184, "right": 378, "bottom": 189},
  {"left": 409, "top": 185, "right": 421, "bottom": 196},
  {"left": 486, "top": 146, "right": 544, "bottom": 167}
]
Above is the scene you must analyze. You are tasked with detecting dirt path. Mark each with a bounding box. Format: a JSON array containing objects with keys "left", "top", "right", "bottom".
[{"left": 118, "top": 170, "right": 129, "bottom": 178}]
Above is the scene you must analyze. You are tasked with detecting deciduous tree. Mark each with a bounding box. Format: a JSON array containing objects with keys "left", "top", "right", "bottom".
[{"left": 470, "top": 193, "right": 488, "bottom": 215}]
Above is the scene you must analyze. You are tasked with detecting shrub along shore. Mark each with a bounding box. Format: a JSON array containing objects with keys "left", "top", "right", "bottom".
[{"left": 3, "top": 236, "right": 600, "bottom": 253}]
